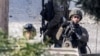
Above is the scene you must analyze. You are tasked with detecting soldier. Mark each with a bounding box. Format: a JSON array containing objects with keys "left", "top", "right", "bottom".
[
  {"left": 47, "top": 0, "right": 69, "bottom": 29},
  {"left": 62, "top": 9, "right": 89, "bottom": 54},
  {"left": 23, "top": 23, "right": 36, "bottom": 40},
  {"left": 43, "top": 0, "right": 70, "bottom": 47}
]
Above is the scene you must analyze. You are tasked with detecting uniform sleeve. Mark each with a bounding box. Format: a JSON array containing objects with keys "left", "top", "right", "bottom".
[
  {"left": 48, "top": 0, "right": 67, "bottom": 29},
  {"left": 80, "top": 27, "right": 89, "bottom": 43}
]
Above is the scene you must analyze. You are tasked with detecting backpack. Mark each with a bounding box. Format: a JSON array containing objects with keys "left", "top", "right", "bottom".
[{"left": 40, "top": 0, "right": 55, "bottom": 21}]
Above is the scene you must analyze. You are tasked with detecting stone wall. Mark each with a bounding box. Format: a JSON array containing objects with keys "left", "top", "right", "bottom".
[{"left": 9, "top": 0, "right": 42, "bottom": 40}]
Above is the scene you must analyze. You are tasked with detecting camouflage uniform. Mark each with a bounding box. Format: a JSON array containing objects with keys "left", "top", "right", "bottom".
[{"left": 62, "top": 10, "right": 89, "bottom": 54}]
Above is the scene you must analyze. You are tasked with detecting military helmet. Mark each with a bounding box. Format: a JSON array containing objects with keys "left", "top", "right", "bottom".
[
  {"left": 24, "top": 23, "right": 33, "bottom": 31},
  {"left": 69, "top": 9, "right": 82, "bottom": 20}
]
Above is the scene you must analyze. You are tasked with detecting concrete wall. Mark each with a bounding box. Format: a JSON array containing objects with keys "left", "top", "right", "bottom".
[
  {"left": 9, "top": 0, "right": 42, "bottom": 40},
  {"left": 9, "top": 0, "right": 100, "bottom": 54},
  {"left": 80, "top": 14, "right": 100, "bottom": 54}
]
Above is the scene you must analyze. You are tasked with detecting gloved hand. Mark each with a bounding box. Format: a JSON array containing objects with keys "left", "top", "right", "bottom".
[
  {"left": 62, "top": 21, "right": 70, "bottom": 28},
  {"left": 69, "top": 24, "right": 82, "bottom": 40}
]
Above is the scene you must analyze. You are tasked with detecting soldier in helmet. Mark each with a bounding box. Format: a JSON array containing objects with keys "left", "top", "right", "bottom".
[
  {"left": 62, "top": 9, "right": 89, "bottom": 54},
  {"left": 23, "top": 23, "right": 36, "bottom": 40}
]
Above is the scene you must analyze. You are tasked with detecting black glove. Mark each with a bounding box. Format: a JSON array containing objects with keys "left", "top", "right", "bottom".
[
  {"left": 70, "top": 23, "right": 82, "bottom": 40},
  {"left": 62, "top": 21, "right": 70, "bottom": 28}
]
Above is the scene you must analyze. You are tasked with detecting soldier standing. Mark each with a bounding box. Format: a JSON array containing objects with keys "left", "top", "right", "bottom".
[
  {"left": 62, "top": 9, "right": 89, "bottom": 54},
  {"left": 43, "top": 0, "right": 70, "bottom": 47}
]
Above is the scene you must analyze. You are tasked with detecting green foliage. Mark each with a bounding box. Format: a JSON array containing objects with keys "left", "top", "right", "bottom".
[
  {"left": 0, "top": 30, "right": 46, "bottom": 56},
  {"left": 10, "top": 42, "right": 46, "bottom": 56},
  {"left": 75, "top": 0, "right": 100, "bottom": 21},
  {"left": 0, "top": 29, "right": 8, "bottom": 48}
]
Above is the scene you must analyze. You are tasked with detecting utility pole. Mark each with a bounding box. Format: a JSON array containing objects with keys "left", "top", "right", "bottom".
[{"left": 0, "top": 0, "right": 9, "bottom": 33}]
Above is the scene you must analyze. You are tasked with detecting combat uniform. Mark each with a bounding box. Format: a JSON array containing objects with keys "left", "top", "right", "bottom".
[{"left": 61, "top": 10, "right": 89, "bottom": 54}]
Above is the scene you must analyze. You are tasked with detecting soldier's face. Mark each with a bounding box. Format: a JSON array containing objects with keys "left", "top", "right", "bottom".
[{"left": 71, "top": 15, "right": 81, "bottom": 24}]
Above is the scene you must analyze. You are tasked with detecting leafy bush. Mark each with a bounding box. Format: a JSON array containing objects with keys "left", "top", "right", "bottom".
[{"left": 0, "top": 30, "right": 46, "bottom": 56}]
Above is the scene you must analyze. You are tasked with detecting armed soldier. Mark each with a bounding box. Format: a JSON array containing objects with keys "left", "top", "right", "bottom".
[
  {"left": 41, "top": 0, "right": 70, "bottom": 47},
  {"left": 62, "top": 9, "right": 89, "bottom": 54}
]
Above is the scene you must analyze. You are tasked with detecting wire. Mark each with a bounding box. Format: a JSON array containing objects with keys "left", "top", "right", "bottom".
[{"left": 86, "top": 45, "right": 91, "bottom": 54}]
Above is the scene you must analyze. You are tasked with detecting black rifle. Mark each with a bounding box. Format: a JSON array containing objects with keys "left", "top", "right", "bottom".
[
  {"left": 40, "top": 0, "right": 54, "bottom": 37},
  {"left": 62, "top": 22, "right": 81, "bottom": 40},
  {"left": 40, "top": 0, "right": 45, "bottom": 37}
]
